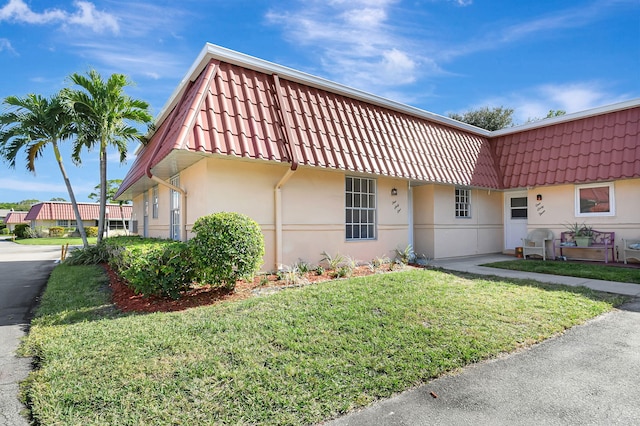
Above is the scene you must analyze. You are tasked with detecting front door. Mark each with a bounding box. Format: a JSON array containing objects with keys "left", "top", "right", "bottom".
[{"left": 504, "top": 191, "right": 528, "bottom": 250}]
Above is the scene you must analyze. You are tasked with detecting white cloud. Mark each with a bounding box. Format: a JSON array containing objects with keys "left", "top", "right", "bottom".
[
  {"left": 0, "top": 178, "right": 67, "bottom": 193},
  {"left": 471, "top": 81, "right": 630, "bottom": 124},
  {"left": 0, "top": 0, "right": 118, "bottom": 33},
  {"left": 66, "top": 1, "right": 119, "bottom": 34},
  {"left": 0, "top": 37, "right": 16, "bottom": 54}
]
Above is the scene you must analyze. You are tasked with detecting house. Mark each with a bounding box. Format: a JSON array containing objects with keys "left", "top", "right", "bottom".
[
  {"left": 3, "top": 211, "right": 29, "bottom": 232},
  {"left": 24, "top": 201, "right": 132, "bottom": 235},
  {"left": 115, "top": 44, "right": 640, "bottom": 268}
]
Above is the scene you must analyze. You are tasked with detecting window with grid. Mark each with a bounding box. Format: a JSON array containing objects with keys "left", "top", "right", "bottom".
[
  {"left": 455, "top": 188, "right": 471, "bottom": 218},
  {"left": 345, "top": 176, "right": 376, "bottom": 240},
  {"left": 152, "top": 186, "right": 159, "bottom": 219},
  {"left": 56, "top": 220, "right": 77, "bottom": 227}
]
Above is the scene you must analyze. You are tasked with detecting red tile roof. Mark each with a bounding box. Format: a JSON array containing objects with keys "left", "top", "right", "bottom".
[
  {"left": 3, "top": 211, "right": 28, "bottom": 224},
  {"left": 24, "top": 202, "right": 132, "bottom": 221},
  {"left": 492, "top": 107, "right": 640, "bottom": 188},
  {"left": 116, "top": 45, "right": 640, "bottom": 199},
  {"left": 117, "top": 58, "right": 500, "bottom": 198}
]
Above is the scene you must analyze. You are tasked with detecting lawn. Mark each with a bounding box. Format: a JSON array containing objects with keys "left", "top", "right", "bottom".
[
  {"left": 13, "top": 236, "right": 97, "bottom": 246},
  {"left": 21, "top": 264, "right": 623, "bottom": 425},
  {"left": 482, "top": 260, "right": 640, "bottom": 284}
]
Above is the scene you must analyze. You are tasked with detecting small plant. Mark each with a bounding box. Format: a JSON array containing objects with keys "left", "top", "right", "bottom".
[
  {"left": 295, "top": 259, "right": 311, "bottom": 274},
  {"left": 49, "top": 226, "right": 65, "bottom": 237},
  {"left": 368, "top": 255, "right": 391, "bottom": 272},
  {"left": 394, "top": 244, "right": 414, "bottom": 265},
  {"left": 564, "top": 222, "right": 592, "bottom": 237},
  {"left": 320, "top": 251, "right": 345, "bottom": 270},
  {"left": 190, "top": 212, "right": 265, "bottom": 290},
  {"left": 314, "top": 265, "right": 325, "bottom": 276},
  {"left": 259, "top": 275, "right": 270, "bottom": 286},
  {"left": 332, "top": 265, "right": 352, "bottom": 278},
  {"left": 277, "top": 265, "right": 301, "bottom": 285}
]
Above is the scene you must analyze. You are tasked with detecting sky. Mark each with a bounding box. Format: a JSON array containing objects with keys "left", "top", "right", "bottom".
[{"left": 0, "top": 0, "right": 638, "bottom": 203}]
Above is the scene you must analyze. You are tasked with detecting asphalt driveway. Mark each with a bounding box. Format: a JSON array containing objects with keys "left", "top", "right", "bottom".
[{"left": 0, "top": 240, "right": 59, "bottom": 426}]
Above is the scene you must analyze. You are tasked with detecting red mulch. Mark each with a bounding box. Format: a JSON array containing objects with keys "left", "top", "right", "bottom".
[{"left": 104, "top": 263, "right": 398, "bottom": 314}]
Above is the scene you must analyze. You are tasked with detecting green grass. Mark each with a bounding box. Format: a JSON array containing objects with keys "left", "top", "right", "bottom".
[
  {"left": 21, "top": 265, "right": 623, "bottom": 425},
  {"left": 13, "top": 236, "right": 97, "bottom": 246},
  {"left": 482, "top": 260, "right": 640, "bottom": 284}
]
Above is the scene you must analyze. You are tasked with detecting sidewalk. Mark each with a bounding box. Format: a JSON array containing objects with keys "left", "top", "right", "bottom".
[{"left": 430, "top": 254, "right": 640, "bottom": 297}]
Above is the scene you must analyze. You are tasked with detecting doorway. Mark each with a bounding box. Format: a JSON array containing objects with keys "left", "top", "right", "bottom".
[{"left": 504, "top": 191, "right": 528, "bottom": 250}]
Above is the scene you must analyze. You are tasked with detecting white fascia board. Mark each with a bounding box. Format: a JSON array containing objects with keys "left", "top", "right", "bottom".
[{"left": 151, "top": 43, "right": 492, "bottom": 138}]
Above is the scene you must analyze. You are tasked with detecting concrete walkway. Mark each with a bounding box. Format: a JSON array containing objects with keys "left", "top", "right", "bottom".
[
  {"left": 327, "top": 254, "right": 640, "bottom": 425},
  {"left": 431, "top": 254, "right": 640, "bottom": 297}
]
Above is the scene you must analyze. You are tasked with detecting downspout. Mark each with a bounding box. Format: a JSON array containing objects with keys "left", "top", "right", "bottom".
[
  {"left": 408, "top": 181, "right": 414, "bottom": 254},
  {"left": 272, "top": 73, "right": 299, "bottom": 270}
]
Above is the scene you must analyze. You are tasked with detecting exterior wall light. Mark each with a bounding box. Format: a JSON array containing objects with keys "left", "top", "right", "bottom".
[{"left": 391, "top": 188, "right": 398, "bottom": 196}]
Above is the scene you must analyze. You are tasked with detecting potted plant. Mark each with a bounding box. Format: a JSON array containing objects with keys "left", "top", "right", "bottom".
[{"left": 565, "top": 222, "right": 591, "bottom": 247}]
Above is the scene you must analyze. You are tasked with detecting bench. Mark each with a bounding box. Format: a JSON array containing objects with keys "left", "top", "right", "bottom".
[{"left": 554, "top": 230, "right": 615, "bottom": 263}]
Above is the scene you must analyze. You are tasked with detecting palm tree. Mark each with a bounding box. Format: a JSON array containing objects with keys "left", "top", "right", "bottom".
[
  {"left": 0, "top": 93, "right": 90, "bottom": 248},
  {"left": 63, "top": 70, "right": 152, "bottom": 243}
]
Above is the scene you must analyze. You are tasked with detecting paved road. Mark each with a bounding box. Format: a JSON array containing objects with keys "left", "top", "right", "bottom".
[{"left": 0, "top": 240, "right": 59, "bottom": 426}]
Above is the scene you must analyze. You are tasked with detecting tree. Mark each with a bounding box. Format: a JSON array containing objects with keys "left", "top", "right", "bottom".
[
  {"left": 88, "top": 179, "right": 130, "bottom": 234},
  {"left": 50, "top": 197, "right": 67, "bottom": 201},
  {"left": 526, "top": 109, "right": 567, "bottom": 123},
  {"left": 63, "top": 70, "right": 152, "bottom": 243},
  {"left": 448, "top": 106, "right": 514, "bottom": 131},
  {"left": 87, "top": 179, "right": 127, "bottom": 204},
  {"left": 0, "top": 94, "right": 89, "bottom": 247}
]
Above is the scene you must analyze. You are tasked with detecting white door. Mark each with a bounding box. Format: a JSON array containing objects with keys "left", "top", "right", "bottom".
[{"left": 504, "top": 191, "right": 528, "bottom": 250}]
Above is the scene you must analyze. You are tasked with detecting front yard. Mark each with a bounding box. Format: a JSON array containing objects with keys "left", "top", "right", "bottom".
[{"left": 21, "top": 264, "right": 623, "bottom": 425}]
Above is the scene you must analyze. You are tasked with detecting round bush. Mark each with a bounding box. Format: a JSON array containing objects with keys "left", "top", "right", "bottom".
[
  {"left": 49, "top": 226, "right": 65, "bottom": 237},
  {"left": 14, "top": 224, "right": 31, "bottom": 238},
  {"left": 85, "top": 226, "right": 99, "bottom": 237},
  {"left": 190, "top": 212, "right": 265, "bottom": 289}
]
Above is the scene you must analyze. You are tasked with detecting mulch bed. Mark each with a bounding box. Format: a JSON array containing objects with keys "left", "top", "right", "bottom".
[{"left": 104, "top": 263, "right": 405, "bottom": 314}]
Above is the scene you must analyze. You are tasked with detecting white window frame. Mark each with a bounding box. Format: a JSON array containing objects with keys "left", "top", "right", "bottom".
[
  {"left": 152, "top": 186, "right": 159, "bottom": 219},
  {"left": 170, "top": 175, "right": 180, "bottom": 241},
  {"left": 575, "top": 182, "right": 615, "bottom": 217},
  {"left": 345, "top": 176, "right": 377, "bottom": 241},
  {"left": 455, "top": 187, "right": 471, "bottom": 218},
  {"left": 56, "top": 220, "right": 77, "bottom": 227}
]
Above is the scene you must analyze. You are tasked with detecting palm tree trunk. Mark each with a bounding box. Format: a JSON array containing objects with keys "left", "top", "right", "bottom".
[
  {"left": 52, "top": 142, "right": 89, "bottom": 248},
  {"left": 97, "top": 145, "right": 107, "bottom": 243}
]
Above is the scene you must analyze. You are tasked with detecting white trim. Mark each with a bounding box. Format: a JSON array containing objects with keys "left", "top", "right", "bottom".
[{"left": 575, "top": 182, "right": 616, "bottom": 217}]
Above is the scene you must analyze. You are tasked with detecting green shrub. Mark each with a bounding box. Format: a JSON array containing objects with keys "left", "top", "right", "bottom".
[
  {"left": 64, "top": 243, "right": 109, "bottom": 265},
  {"left": 190, "top": 212, "right": 265, "bottom": 290},
  {"left": 49, "top": 226, "right": 65, "bottom": 237},
  {"left": 14, "top": 224, "right": 31, "bottom": 238},
  {"left": 120, "top": 241, "right": 196, "bottom": 299},
  {"left": 85, "top": 226, "right": 98, "bottom": 237},
  {"left": 0, "top": 228, "right": 9, "bottom": 235}
]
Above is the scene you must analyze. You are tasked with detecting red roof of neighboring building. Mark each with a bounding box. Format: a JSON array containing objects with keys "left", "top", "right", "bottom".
[
  {"left": 3, "top": 211, "right": 28, "bottom": 224},
  {"left": 492, "top": 107, "right": 640, "bottom": 188},
  {"left": 24, "top": 202, "right": 132, "bottom": 221}
]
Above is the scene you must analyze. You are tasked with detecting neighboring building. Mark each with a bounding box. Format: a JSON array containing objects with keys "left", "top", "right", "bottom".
[
  {"left": 115, "top": 44, "right": 640, "bottom": 269},
  {"left": 25, "top": 201, "right": 132, "bottom": 235},
  {"left": 3, "top": 211, "right": 29, "bottom": 232}
]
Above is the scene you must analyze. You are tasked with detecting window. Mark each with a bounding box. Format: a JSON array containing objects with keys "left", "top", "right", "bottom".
[
  {"left": 56, "top": 220, "right": 77, "bottom": 227},
  {"left": 510, "top": 197, "right": 528, "bottom": 219},
  {"left": 345, "top": 176, "right": 376, "bottom": 240},
  {"left": 152, "top": 186, "right": 158, "bottom": 219},
  {"left": 455, "top": 188, "right": 471, "bottom": 218},
  {"left": 170, "top": 175, "right": 180, "bottom": 240},
  {"left": 575, "top": 182, "right": 615, "bottom": 217}
]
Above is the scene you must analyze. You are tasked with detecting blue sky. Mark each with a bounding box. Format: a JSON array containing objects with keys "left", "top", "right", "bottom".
[{"left": 0, "top": 0, "right": 638, "bottom": 203}]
